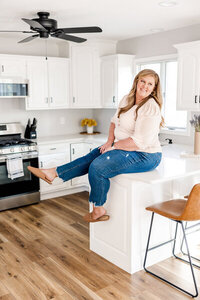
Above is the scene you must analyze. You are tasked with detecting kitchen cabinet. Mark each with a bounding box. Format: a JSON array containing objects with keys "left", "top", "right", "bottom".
[
  {"left": 71, "top": 142, "right": 93, "bottom": 186},
  {"left": 26, "top": 57, "right": 70, "bottom": 110},
  {"left": 174, "top": 41, "right": 200, "bottom": 110},
  {"left": 70, "top": 45, "right": 101, "bottom": 108},
  {"left": 101, "top": 54, "right": 135, "bottom": 108},
  {"left": 0, "top": 55, "right": 26, "bottom": 78},
  {"left": 38, "top": 143, "right": 71, "bottom": 194}
]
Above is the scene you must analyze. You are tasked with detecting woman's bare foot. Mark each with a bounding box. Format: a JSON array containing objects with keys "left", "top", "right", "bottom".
[
  {"left": 41, "top": 167, "right": 58, "bottom": 182},
  {"left": 92, "top": 206, "right": 106, "bottom": 220}
]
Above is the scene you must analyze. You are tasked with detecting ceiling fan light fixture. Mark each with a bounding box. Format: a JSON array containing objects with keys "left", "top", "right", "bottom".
[
  {"left": 0, "top": 12, "right": 102, "bottom": 44},
  {"left": 158, "top": 1, "right": 178, "bottom": 7}
]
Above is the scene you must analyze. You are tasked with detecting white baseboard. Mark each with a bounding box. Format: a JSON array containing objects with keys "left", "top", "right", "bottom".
[{"left": 40, "top": 185, "right": 89, "bottom": 200}]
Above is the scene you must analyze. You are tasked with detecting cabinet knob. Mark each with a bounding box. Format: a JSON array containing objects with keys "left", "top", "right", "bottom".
[
  {"left": 40, "top": 161, "right": 43, "bottom": 168},
  {"left": 45, "top": 97, "right": 48, "bottom": 103},
  {"left": 199, "top": 96, "right": 200, "bottom": 104},
  {"left": 72, "top": 148, "right": 75, "bottom": 155},
  {"left": 195, "top": 95, "right": 197, "bottom": 103},
  {"left": 113, "top": 96, "right": 115, "bottom": 103},
  {"left": 73, "top": 97, "right": 75, "bottom": 103},
  {"left": 1, "top": 65, "right": 4, "bottom": 73},
  {"left": 50, "top": 97, "right": 53, "bottom": 103}
]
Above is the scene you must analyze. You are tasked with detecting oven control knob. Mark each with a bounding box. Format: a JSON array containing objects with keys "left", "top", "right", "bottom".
[
  {"left": 28, "top": 146, "right": 32, "bottom": 151},
  {"left": 10, "top": 148, "right": 14, "bottom": 153},
  {"left": 21, "top": 147, "right": 25, "bottom": 152}
]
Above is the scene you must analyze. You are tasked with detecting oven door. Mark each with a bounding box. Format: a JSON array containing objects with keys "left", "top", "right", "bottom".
[{"left": 0, "top": 154, "right": 39, "bottom": 199}]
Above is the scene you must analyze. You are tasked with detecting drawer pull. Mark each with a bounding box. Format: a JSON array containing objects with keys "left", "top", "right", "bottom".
[{"left": 50, "top": 148, "right": 56, "bottom": 150}]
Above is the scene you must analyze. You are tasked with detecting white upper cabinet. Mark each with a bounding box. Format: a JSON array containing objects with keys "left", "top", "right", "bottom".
[
  {"left": 47, "top": 58, "right": 70, "bottom": 108},
  {"left": 174, "top": 41, "right": 200, "bottom": 110},
  {"left": 101, "top": 54, "right": 135, "bottom": 108},
  {"left": 0, "top": 55, "right": 26, "bottom": 78},
  {"left": 26, "top": 57, "right": 70, "bottom": 110},
  {"left": 70, "top": 45, "right": 101, "bottom": 108},
  {"left": 26, "top": 58, "right": 48, "bottom": 109}
]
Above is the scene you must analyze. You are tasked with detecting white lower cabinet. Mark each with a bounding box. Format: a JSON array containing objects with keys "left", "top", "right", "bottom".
[
  {"left": 71, "top": 142, "right": 93, "bottom": 186},
  {"left": 38, "top": 140, "right": 104, "bottom": 198},
  {"left": 39, "top": 143, "right": 71, "bottom": 194}
]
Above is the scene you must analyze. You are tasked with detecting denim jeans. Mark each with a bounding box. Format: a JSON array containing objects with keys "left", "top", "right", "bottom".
[{"left": 56, "top": 147, "right": 162, "bottom": 207}]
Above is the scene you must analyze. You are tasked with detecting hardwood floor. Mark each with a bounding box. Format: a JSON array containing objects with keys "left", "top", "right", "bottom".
[{"left": 0, "top": 191, "right": 199, "bottom": 299}]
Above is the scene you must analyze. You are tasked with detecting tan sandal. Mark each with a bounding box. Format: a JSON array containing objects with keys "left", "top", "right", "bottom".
[
  {"left": 83, "top": 212, "right": 110, "bottom": 223},
  {"left": 27, "top": 166, "right": 52, "bottom": 184}
]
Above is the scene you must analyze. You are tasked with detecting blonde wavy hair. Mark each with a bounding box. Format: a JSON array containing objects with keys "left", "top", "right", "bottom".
[{"left": 118, "top": 69, "right": 164, "bottom": 126}]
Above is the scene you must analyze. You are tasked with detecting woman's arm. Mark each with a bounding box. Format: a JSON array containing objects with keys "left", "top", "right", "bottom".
[
  {"left": 99, "top": 122, "right": 115, "bottom": 153},
  {"left": 114, "top": 138, "right": 139, "bottom": 151}
]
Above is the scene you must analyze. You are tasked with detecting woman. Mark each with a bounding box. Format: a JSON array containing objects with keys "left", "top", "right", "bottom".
[{"left": 28, "top": 69, "right": 163, "bottom": 223}]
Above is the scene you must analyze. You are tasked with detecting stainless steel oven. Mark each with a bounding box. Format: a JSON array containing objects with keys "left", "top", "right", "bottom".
[{"left": 0, "top": 123, "right": 40, "bottom": 211}]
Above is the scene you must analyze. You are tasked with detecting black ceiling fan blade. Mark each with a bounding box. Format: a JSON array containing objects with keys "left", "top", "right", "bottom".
[
  {"left": 18, "top": 34, "right": 39, "bottom": 44},
  {"left": 51, "top": 33, "right": 86, "bottom": 43},
  {"left": 56, "top": 26, "right": 102, "bottom": 34},
  {"left": 0, "top": 30, "right": 35, "bottom": 33},
  {"left": 22, "top": 18, "right": 48, "bottom": 32}
]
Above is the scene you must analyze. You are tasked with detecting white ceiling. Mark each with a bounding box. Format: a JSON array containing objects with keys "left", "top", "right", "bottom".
[{"left": 0, "top": 0, "right": 200, "bottom": 42}]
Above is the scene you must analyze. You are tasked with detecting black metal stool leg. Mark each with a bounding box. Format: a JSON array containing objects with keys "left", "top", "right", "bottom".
[
  {"left": 180, "top": 222, "right": 200, "bottom": 266},
  {"left": 143, "top": 212, "right": 154, "bottom": 271},
  {"left": 180, "top": 222, "right": 198, "bottom": 297},
  {"left": 144, "top": 216, "right": 199, "bottom": 297}
]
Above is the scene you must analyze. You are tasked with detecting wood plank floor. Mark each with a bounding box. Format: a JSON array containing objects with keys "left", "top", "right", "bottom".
[{"left": 0, "top": 191, "right": 199, "bottom": 299}]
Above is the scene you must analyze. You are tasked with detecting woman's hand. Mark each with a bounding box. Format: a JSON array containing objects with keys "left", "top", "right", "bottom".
[{"left": 99, "top": 141, "right": 113, "bottom": 154}]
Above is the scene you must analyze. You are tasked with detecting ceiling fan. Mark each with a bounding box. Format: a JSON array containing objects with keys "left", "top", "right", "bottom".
[{"left": 0, "top": 12, "right": 102, "bottom": 43}]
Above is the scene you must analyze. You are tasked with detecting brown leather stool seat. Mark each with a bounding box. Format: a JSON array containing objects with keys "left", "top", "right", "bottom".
[{"left": 143, "top": 184, "right": 200, "bottom": 298}]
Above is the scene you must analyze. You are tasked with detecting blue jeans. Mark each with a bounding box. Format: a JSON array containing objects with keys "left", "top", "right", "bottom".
[{"left": 56, "top": 147, "right": 162, "bottom": 207}]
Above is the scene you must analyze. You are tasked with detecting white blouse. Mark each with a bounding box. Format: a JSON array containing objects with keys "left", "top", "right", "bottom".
[{"left": 111, "top": 96, "right": 162, "bottom": 153}]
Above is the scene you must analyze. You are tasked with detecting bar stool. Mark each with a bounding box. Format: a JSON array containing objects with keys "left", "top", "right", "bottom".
[{"left": 143, "top": 183, "right": 200, "bottom": 298}]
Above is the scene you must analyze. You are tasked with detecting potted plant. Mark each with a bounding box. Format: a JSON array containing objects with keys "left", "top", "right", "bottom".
[
  {"left": 81, "top": 118, "right": 97, "bottom": 134},
  {"left": 190, "top": 114, "right": 200, "bottom": 154}
]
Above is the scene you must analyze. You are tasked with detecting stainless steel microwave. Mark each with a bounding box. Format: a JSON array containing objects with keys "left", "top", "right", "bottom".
[{"left": 0, "top": 78, "right": 28, "bottom": 97}]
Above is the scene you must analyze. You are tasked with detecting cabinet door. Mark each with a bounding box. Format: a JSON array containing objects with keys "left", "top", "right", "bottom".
[
  {"left": 39, "top": 152, "right": 70, "bottom": 193},
  {"left": 0, "top": 57, "right": 26, "bottom": 78},
  {"left": 177, "top": 51, "right": 200, "bottom": 110},
  {"left": 71, "top": 143, "right": 93, "bottom": 186},
  {"left": 71, "top": 46, "right": 96, "bottom": 108},
  {"left": 26, "top": 59, "right": 49, "bottom": 109},
  {"left": 101, "top": 57, "right": 117, "bottom": 108},
  {"left": 48, "top": 58, "right": 70, "bottom": 108}
]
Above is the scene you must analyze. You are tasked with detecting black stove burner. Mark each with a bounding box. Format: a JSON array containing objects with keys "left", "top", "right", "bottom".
[{"left": 0, "top": 138, "right": 36, "bottom": 148}]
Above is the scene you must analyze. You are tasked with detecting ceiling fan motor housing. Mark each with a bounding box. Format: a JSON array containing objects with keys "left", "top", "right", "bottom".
[{"left": 32, "top": 12, "right": 57, "bottom": 32}]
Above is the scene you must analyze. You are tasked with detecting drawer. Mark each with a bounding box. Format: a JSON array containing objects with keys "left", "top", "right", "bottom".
[{"left": 38, "top": 143, "right": 70, "bottom": 155}]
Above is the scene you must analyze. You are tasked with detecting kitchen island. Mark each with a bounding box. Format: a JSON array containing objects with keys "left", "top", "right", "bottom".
[{"left": 90, "top": 144, "right": 200, "bottom": 274}]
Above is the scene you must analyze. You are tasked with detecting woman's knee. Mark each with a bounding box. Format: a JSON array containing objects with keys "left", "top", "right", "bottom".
[{"left": 88, "top": 158, "right": 104, "bottom": 177}]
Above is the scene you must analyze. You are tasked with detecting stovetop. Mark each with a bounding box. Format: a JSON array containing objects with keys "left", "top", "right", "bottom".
[
  {"left": 0, "top": 123, "right": 38, "bottom": 156},
  {"left": 0, "top": 138, "right": 37, "bottom": 155}
]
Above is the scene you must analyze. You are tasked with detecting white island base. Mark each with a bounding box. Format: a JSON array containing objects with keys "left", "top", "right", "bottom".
[{"left": 90, "top": 145, "right": 200, "bottom": 274}]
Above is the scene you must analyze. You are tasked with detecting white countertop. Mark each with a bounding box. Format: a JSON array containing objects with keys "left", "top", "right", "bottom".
[
  {"left": 36, "top": 133, "right": 107, "bottom": 145},
  {"left": 121, "top": 144, "right": 200, "bottom": 184},
  {"left": 36, "top": 134, "right": 200, "bottom": 184}
]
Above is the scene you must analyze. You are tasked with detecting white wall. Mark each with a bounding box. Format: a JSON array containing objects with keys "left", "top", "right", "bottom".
[
  {"left": 0, "top": 35, "right": 69, "bottom": 57},
  {"left": 117, "top": 23, "right": 200, "bottom": 58},
  {"left": 0, "top": 98, "right": 93, "bottom": 137}
]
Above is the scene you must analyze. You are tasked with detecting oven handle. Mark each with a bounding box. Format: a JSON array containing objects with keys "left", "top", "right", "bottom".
[{"left": 0, "top": 151, "right": 38, "bottom": 163}]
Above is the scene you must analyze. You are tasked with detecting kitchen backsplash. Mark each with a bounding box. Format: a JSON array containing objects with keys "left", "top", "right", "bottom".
[{"left": 0, "top": 98, "right": 93, "bottom": 137}]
